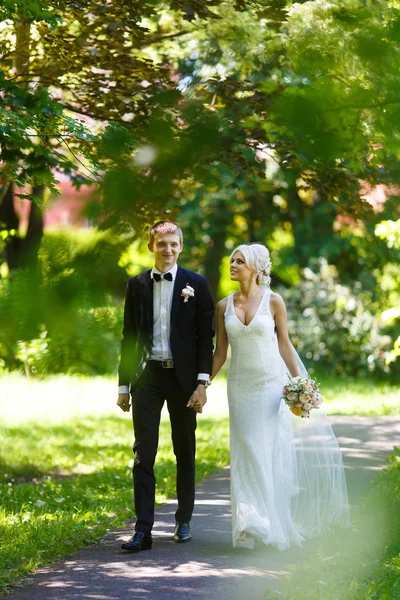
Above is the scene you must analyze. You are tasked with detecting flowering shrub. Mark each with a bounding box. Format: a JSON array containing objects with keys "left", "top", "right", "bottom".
[{"left": 283, "top": 260, "right": 397, "bottom": 379}]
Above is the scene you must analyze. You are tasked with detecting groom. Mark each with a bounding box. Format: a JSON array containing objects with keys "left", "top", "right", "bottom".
[{"left": 117, "top": 220, "right": 214, "bottom": 553}]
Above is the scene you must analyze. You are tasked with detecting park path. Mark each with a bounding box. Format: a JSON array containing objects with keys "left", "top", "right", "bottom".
[{"left": 5, "top": 416, "right": 400, "bottom": 600}]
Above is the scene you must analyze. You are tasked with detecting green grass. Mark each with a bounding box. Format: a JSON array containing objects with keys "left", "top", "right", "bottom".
[
  {"left": 316, "top": 374, "right": 400, "bottom": 416},
  {"left": 209, "top": 369, "right": 400, "bottom": 417},
  {"left": 2, "top": 371, "right": 399, "bottom": 422},
  {"left": 1, "top": 372, "right": 399, "bottom": 594},
  {"left": 0, "top": 374, "right": 230, "bottom": 593}
]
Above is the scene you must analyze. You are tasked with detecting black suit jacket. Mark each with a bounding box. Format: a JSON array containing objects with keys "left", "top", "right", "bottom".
[{"left": 118, "top": 265, "right": 215, "bottom": 394}]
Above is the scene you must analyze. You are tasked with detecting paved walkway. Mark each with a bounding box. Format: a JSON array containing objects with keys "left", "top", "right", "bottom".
[{"left": 5, "top": 416, "right": 400, "bottom": 600}]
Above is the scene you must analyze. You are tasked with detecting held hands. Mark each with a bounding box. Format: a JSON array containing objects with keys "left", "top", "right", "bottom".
[
  {"left": 187, "top": 385, "right": 207, "bottom": 414},
  {"left": 117, "top": 393, "right": 131, "bottom": 412},
  {"left": 118, "top": 387, "right": 207, "bottom": 414}
]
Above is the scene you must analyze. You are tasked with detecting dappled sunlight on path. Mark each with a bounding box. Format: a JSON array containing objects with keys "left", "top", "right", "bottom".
[{"left": 330, "top": 416, "right": 400, "bottom": 505}]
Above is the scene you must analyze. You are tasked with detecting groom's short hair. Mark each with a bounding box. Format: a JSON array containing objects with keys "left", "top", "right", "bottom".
[{"left": 149, "top": 221, "right": 183, "bottom": 245}]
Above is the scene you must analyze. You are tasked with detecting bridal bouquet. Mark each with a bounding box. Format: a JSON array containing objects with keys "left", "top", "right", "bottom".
[{"left": 282, "top": 376, "right": 323, "bottom": 418}]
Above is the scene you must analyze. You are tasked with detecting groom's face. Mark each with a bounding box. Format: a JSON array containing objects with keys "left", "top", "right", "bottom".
[{"left": 148, "top": 233, "right": 183, "bottom": 272}]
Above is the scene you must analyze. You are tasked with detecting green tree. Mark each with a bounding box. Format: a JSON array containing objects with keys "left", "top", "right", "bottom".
[
  {"left": 163, "top": 0, "right": 400, "bottom": 298},
  {"left": 1, "top": 0, "right": 400, "bottom": 376},
  {"left": 0, "top": 0, "right": 234, "bottom": 269}
]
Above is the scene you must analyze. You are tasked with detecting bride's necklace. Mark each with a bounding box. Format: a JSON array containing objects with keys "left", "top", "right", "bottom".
[
  {"left": 237, "top": 289, "right": 263, "bottom": 308},
  {"left": 237, "top": 293, "right": 251, "bottom": 308}
]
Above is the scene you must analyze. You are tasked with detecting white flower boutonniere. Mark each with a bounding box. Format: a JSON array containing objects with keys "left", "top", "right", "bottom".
[{"left": 181, "top": 284, "right": 195, "bottom": 303}]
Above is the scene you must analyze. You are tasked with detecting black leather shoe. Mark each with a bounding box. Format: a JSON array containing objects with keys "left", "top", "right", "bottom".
[
  {"left": 121, "top": 531, "right": 152, "bottom": 552},
  {"left": 174, "top": 522, "right": 192, "bottom": 543}
]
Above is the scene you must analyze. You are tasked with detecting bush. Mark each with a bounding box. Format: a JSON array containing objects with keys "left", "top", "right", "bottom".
[{"left": 283, "top": 260, "right": 398, "bottom": 379}]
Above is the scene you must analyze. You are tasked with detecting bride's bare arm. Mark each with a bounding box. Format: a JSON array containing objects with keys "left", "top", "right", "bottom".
[
  {"left": 211, "top": 299, "right": 229, "bottom": 380},
  {"left": 271, "top": 293, "right": 301, "bottom": 377}
]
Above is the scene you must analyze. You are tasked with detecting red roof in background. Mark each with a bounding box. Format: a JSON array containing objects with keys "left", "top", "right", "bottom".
[
  {"left": 14, "top": 174, "right": 395, "bottom": 232},
  {"left": 361, "top": 183, "right": 396, "bottom": 211},
  {"left": 15, "top": 174, "right": 96, "bottom": 230}
]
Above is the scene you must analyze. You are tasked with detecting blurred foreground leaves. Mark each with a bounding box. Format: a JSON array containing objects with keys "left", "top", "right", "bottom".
[
  {"left": 266, "top": 447, "right": 400, "bottom": 600},
  {"left": 0, "top": 230, "right": 128, "bottom": 375}
]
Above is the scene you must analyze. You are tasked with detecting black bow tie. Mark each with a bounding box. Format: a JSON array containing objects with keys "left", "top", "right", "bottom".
[{"left": 153, "top": 272, "right": 173, "bottom": 282}]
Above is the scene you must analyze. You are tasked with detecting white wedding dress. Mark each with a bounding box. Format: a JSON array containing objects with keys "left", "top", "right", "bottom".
[{"left": 225, "top": 288, "right": 350, "bottom": 550}]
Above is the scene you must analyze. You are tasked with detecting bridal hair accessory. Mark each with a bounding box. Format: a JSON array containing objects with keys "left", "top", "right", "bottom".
[
  {"left": 282, "top": 376, "right": 323, "bottom": 418},
  {"left": 181, "top": 284, "right": 195, "bottom": 302},
  {"left": 257, "top": 258, "right": 272, "bottom": 284}
]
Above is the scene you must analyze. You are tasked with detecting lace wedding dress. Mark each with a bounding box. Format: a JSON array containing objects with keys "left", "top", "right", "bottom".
[{"left": 224, "top": 288, "right": 350, "bottom": 550}]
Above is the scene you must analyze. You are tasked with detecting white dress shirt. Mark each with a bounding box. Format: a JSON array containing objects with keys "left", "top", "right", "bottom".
[
  {"left": 149, "top": 263, "right": 178, "bottom": 361},
  {"left": 118, "top": 263, "right": 209, "bottom": 394}
]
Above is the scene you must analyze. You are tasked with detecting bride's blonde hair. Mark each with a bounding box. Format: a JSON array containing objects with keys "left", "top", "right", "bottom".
[{"left": 231, "top": 243, "right": 272, "bottom": 287}]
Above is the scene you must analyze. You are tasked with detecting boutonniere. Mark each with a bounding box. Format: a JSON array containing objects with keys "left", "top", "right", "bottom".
[{"left": 181, "top": 284, "right": 195, "bottom": 303}]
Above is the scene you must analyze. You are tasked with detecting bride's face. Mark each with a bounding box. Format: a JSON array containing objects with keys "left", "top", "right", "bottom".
[{"left": 229, "top": 251, "right": 255, "bottom": 282}]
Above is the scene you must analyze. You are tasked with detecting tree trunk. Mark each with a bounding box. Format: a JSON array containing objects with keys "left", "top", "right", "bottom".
[
  {"left": 0, "top": 183, "right": 22, "bottom": 270},
  {"left": 1, "top": 21, "right": 45, "bottom": 270},
  {"left": 14, "top": 19, "right": 31, "bottom": 84},
  {"left": 204, "top": 235, "right": 226, "bottom": 303},
  {"left": 203, "top": 208, "right": 228, "bottom": 302},
  {"left": 246, "top": 192, "right": 275, "bottom": 243},
  {"left": 0, "top": 184, "right": 44, "bottom": 269},
  {"left": 24, "top": 185, "right": 44, "bottom": 264},
  {"left": 289, "top": 186, "right": 337, "bottom": 268}
]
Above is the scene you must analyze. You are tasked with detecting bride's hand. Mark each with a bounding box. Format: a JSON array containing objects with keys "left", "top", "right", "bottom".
[{"left": 187, "top": 386, "right": 207, "bottom": 413}]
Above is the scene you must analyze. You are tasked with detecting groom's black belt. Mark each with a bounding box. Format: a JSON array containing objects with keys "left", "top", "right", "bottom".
[{"left": 149, "top": 359, "right": 175, "bottom": 369}]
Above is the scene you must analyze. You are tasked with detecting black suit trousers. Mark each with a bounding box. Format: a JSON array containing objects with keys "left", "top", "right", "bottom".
[{"left": 131, "top": 362, "right": 197, "bottom": 534}]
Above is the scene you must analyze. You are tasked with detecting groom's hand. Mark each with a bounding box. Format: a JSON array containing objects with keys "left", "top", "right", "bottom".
[
  {"left": 187, "top": 385, "right": 207, "bottom": 413},
  {"left": 117, "top": 393, "right": 131, "bottom": 412}
]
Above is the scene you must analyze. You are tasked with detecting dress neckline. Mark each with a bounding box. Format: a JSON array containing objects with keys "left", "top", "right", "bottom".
[{"left": 232, "top": 288, "right": 268, "bottom": 328}]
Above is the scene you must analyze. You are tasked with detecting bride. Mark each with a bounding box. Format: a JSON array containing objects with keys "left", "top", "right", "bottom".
[{"left": 211, "top": 243, "right": 350, "bottom": 550}]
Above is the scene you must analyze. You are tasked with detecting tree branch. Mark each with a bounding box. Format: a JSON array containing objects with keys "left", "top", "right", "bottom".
[
  {"left": 57, "top": 100, "right": 134, "bottom": 126},
  {"left": 57, "top": 136, "right": 101, "bottom": 182},
  {"left": 323, "top": 98, "right": 400, "bottom": 113},
  {"left": 136, "top": 29, "right": 193, "bottom": 49}
]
